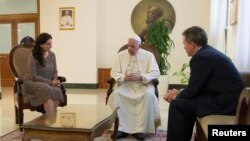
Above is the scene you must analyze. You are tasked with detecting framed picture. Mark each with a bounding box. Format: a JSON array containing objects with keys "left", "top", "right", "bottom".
[
  {"left": 230, "top": 0, "right": 238, "bottom": 25},
  {"left": 61, "top": 112, "right": 76, "bottom": 128},
  {"left": 59, "top": 7, "right": 75, "bottom": 30}
]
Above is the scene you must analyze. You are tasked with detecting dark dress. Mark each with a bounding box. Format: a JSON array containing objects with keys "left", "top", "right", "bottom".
[
  {"left": 23, "top": 51, "right": 64, "bottom": 107},
  {"left": 167, "top": 45, "right": 244, "bottom": 141}
]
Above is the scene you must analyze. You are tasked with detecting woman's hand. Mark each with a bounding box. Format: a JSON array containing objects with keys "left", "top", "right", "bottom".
[{"left": 51, "top": 79, "right": 61, "bottom": 87}]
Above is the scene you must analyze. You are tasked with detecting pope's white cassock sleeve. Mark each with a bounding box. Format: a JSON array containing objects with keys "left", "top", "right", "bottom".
[{"left": 108, "top": 48, "right": 160, "bottom": 134}]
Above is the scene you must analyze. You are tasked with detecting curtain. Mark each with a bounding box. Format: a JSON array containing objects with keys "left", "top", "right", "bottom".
[
  {"left": 236, "top": 0, "right": 250, "bottom": 72},
  {"left": 209, "top": 0, "right": 228, "bottom": 53}
]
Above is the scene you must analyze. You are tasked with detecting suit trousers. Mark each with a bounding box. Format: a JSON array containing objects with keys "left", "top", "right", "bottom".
[{"left": 167, "top": 98, "right": 196, "bottom": 141}]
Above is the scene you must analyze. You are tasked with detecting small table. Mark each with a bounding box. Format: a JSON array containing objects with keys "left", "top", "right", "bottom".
[{"left": 21, "top": 104, "right": 118, "bottom": 141}]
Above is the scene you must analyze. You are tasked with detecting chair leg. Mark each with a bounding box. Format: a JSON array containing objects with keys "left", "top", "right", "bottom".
[
  {"left": 18, "top": 108, "right": 24, "bottom": 131},
  {"left": 15, "top": 106, "right": 19, "bottom": 124},
  {"left": 111, "top": 117, "right": 119, "bottom": 141}
]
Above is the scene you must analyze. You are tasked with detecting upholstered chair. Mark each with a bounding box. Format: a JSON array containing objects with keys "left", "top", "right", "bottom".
[{"left": 195, "top": 72, "right": 250, "bottom": 141}]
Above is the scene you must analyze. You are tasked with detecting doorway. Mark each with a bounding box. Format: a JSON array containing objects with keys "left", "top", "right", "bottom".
[{"left": 0, "top": 14, "right": 39, "bottom": 87}]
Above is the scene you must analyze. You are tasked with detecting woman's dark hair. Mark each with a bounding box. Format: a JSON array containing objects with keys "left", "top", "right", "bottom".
[
  {"left": 182, "top": 26, "right": 208, "bottom": 46},
  {"left": 32, "top": 33, "right": 52, "bottom": 66}
]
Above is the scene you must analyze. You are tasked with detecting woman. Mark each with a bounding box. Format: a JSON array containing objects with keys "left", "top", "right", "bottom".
[{"left": 23, "top": 33, "right": 64, "bottom": 113}]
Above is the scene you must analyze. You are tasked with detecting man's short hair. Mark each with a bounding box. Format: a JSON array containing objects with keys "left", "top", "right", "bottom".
[{"left": 182, "top": 26, "right": 208, "bottom": 46}]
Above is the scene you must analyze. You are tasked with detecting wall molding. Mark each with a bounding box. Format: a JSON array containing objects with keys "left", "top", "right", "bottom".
[
  {"left": 168, "top": 84, "right": 187, "bottom": 90},
  {"left": 63, "top": 83, "right": 98, "bottom": 89},
  {"left": 63, "top": 83, "right": 188, "bottom": 90}
]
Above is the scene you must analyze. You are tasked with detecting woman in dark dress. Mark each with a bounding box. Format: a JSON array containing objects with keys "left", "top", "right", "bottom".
[{"left": 23, "top": 33, "right": 64, "bottom": 113}]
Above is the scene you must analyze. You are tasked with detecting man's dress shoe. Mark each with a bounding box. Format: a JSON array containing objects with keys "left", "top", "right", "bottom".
[
  {"left": 116, "top": 131, "right": 128, "bottom": 139},
  {"left": 132, "top": 133, "right": 145, "bottom": 140}
]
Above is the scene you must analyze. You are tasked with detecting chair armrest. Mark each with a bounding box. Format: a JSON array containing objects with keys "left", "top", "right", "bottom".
[
  {"left": 57, "top": 76, "right": 66, "bottom": 82},
  {"left": 152, "top": 78, "right": 159, "bottom": 99},
  {"left": 107, "top": 77, "right": 115, "bottom": 96},
  {"left": 235, "top": 87, "right": 250, "bottom": 124},
  {"left": 57, "top": 76, "right": 67, "bottom": 106},
  {"left": 17, "top": 78, "right": 23, "bottom": 84},
  {"left": 107, "top": 77, "right": 115, "bottom": 84},
  {"left": 152, "top": 78, "right": 159, "bottom": 86},
  {"left": 106, "top": 77, "right": 115, "bottom": 105},
  {"left": 16, "top": 79, "right": 24, "bottom": 97}
]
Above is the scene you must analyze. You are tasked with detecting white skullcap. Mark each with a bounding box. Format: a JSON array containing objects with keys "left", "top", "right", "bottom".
[{"left": 129, "top": 34, "right": 141, "bottom": 44}]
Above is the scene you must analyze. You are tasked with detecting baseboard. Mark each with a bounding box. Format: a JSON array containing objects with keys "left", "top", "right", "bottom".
[
  {"left": 63, "top": 83, "right": 187, "bottom": 90},
  {"left": 168, "top": 84, "right": 187, "bottom": 90},
  {"left": 63, "top": 83, "right": 98, "bottom": 89}
]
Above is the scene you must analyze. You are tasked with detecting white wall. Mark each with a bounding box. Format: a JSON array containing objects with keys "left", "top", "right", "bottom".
[
  {"left": 40, "top": 0, "right": 97, "bottom": 84},
  {"left": 96, "top": 0, "right": 141, "bottom": 69},
  {"left": 40, "top": 0, "right": 210, "bottom": 85},
  {"left": 168, "top": 0, "right": 211, "bottom": 84}
]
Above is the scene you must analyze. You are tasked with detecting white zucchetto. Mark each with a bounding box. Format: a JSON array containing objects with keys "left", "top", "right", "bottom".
[{"left": 129, "top": 34, "right": 141, "bottom": 44}]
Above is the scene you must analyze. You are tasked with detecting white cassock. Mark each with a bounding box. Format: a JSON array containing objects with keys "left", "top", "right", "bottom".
[
  {"left": 61, "top": 15, "right": 73, "bottom": 28},
  {"left": 108, "top": 48, "right": 160, "bottom": 134}
]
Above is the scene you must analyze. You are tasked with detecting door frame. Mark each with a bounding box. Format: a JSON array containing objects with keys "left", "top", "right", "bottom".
[
  {"left": 0, "top": 13, "right": 40, "bottom": 47},
  {"left": 0, "top": 13, "right": 40, "bottom": 87}
]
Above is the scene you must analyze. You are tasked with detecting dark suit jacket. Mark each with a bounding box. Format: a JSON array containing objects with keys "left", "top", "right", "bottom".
[{"left": 177, "top": 45, "right": 244, "bottom": 117}]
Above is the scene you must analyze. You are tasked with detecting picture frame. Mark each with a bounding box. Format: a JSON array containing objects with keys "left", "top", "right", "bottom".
[
  {"left": 230, "top": 0, "right": 238, "bottom": 25},
  {"left": 61, "top": 112, "right": 76, "bottom": 128},
  {"left": 59, "top": 7, "right": 75, "bottom": 30}
]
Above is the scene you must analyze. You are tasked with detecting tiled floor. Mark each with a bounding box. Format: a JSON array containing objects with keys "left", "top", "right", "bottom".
[{"left": 0, "top": 87, "right": 170, "bottom": 137}]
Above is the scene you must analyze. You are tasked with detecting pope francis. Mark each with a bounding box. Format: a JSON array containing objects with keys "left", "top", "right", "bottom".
[{"left": 108, "top": 35, "right": 161, "bottom": 140}]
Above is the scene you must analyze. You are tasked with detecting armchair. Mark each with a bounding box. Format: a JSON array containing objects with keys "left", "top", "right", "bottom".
[
  {"left": 195, "top": 72, "right": 250, "bottom": 141},
  {"left": 106, "top": 44, "right": 161, "bottom": 130},
  {"left": 9, "top": 36, "right": 67, "bottom": 130}
]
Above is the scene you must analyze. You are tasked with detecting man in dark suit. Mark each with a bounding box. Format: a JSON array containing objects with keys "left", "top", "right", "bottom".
[{"left": 164, "top": 26, "right": 245, "bottom": 141}]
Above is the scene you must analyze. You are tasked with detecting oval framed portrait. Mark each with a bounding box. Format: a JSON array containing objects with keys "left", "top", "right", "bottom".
[{"left": 131, "top": 0, "right": 176, "bottom": 36}]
